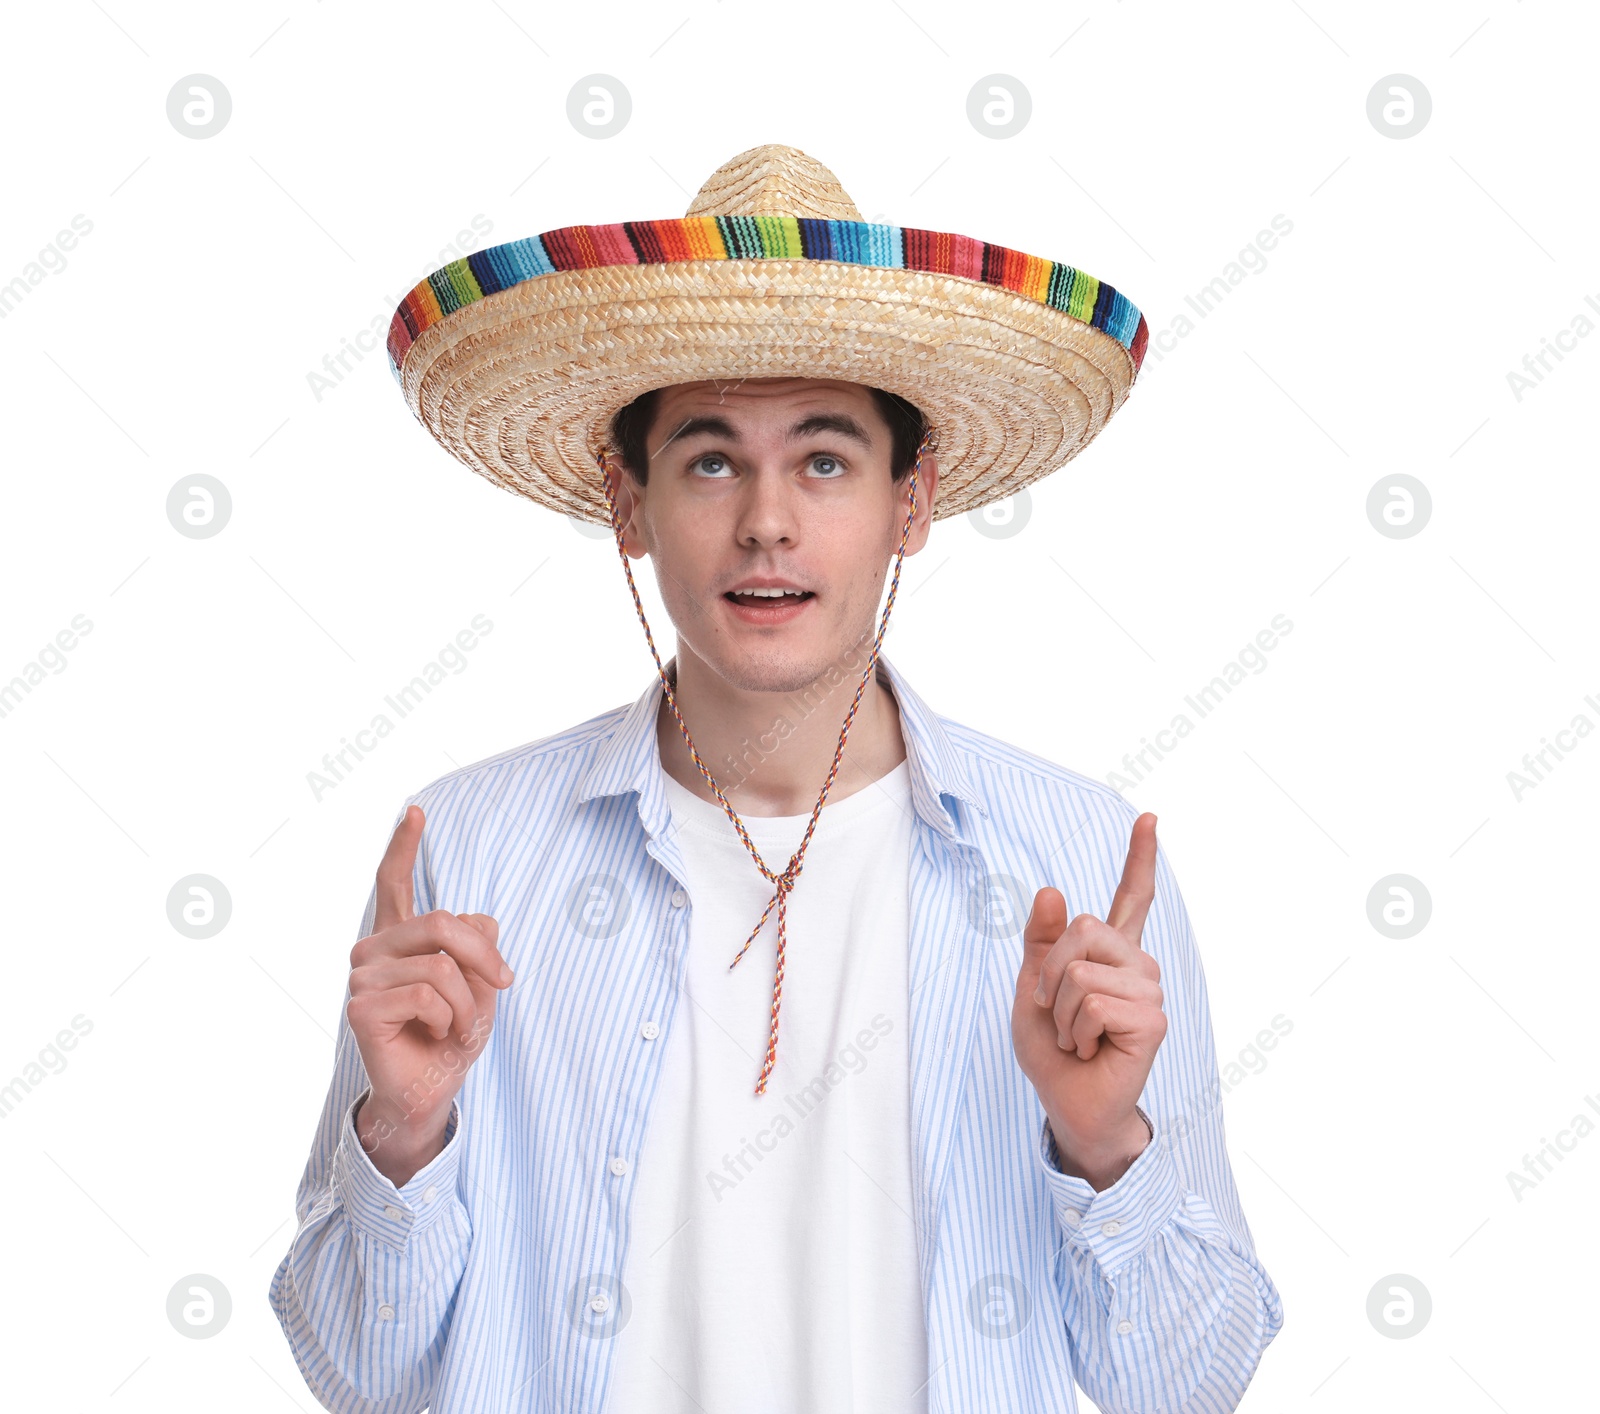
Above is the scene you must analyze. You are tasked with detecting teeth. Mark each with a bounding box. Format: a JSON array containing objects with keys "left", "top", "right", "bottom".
[{"left": 734, "top": 587, "right": 806, "bottom": 597}]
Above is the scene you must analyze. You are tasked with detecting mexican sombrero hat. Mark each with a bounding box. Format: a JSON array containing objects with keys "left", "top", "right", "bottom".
[{"left": 386, "top": 143, "right": 1149, "bottom": 524}]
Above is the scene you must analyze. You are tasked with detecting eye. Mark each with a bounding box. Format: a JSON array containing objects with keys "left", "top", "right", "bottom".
[
  {"left": 808, "top": 455, "right": 845, "bottom": 478},
  {"left": 691, "top": 453, "right": 733, "bottom": 477}
]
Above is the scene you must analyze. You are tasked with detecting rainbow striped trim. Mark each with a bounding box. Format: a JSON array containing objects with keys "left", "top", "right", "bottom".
[{"left": 387, "top": 216, "right": 1148, "bottom": 383}]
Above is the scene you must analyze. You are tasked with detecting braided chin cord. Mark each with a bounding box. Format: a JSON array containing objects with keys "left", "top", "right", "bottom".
[{"left": 592, "top": 431, "right": 931, "bottom": 1095}]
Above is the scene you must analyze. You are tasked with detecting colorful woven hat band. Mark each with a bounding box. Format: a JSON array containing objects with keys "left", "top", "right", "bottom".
[
  {"left": 388, "top": 145, "right": 1149, "bottom": 527},
  {"left": 386, "top": 216, "right": 1148, "bottom": 385}
]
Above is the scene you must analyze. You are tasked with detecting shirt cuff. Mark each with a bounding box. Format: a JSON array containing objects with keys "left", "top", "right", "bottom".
[
  {"left": 331, "top": 1091, "right": 464, "bottom": 1251},
  {"left": 1037, "top": 1107, "right": 1184, "bottom": 1273}
]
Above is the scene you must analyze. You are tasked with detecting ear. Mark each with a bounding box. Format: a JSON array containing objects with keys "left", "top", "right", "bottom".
[
  {"left": 900, "top": 451, "right": 940, "bottom": 555},
  {"left": 602, "top": 454, "right": 650, "bottom": 559}
]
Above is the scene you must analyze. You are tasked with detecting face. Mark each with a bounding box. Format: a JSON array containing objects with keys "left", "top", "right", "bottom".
[{"left": 605, "top": 377, "right": 939, "bottom": 695}]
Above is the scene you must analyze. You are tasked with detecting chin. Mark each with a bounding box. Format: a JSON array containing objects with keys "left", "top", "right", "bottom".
[
  {"left": 708, "top": 645, "right": 832, "bottom": 697},
  {"left": 701, "top": 627, "right": 884, "bottom": 698}
]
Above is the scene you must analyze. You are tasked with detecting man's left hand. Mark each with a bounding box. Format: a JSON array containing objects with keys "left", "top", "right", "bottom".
[{"left": 1011, "top": 812, "right": 1167, "bottom": 1189}]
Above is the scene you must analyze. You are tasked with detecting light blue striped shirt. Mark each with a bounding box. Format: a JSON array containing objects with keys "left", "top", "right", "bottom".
[{"left": 270, "top": 653, "right": 1284, "bottom": 1412}]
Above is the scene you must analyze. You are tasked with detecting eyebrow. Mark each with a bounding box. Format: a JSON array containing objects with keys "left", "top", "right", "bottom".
[{"left": 651, "top": 412, "right": 873, "bottom": 461}]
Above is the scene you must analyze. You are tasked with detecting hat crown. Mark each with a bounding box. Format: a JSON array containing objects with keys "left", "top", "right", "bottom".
[{"left": 685, "top": 144, "right": 864, "bottom": 222}]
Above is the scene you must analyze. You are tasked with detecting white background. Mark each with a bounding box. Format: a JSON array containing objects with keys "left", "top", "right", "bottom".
[{"left": 1, "top": 0, "right": 1595, "bottom": 1408}]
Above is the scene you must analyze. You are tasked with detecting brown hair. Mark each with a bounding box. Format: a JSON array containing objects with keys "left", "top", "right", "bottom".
[{"left": 609, "top": 385, "right": 928, "bottom": 486}]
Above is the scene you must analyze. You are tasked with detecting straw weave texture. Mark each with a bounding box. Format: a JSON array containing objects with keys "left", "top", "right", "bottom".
[{"left": 395, "top": 145, "right": 1142, "bottom": 523}]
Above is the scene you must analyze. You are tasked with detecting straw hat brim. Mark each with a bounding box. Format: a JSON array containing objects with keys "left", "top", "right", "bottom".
[{"left": 388, "top": 218, "right": 1149, "bottom": 524}]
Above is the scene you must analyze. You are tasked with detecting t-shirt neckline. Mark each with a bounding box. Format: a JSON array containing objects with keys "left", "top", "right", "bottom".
[{"left": 661, "top": 757, "right": 912, "bottom": 841}]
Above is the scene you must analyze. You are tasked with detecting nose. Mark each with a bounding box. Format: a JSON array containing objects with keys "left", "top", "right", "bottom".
[{"left": 733, "top": 460, "right": 799, "bottom": 548}]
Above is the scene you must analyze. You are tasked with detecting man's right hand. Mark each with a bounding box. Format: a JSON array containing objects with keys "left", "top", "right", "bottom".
[{"left": 347, "top": 804, "right": 513, "bottom": 1188}]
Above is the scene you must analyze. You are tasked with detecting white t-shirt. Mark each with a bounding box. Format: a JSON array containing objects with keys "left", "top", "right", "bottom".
[{"left": 606, "top": 757, "right": 927, "bottom": 1414}]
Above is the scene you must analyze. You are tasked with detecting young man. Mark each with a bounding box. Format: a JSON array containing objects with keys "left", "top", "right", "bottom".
[{"left": 271, "top": 147, "right": 1283, "bottom": 1412}]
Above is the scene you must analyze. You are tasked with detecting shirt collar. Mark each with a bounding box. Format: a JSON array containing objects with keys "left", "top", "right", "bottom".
[{"left": 576, "top": 651, "right": 988, "bottom": 843}]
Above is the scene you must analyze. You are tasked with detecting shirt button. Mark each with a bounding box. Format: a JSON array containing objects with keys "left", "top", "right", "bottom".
[
  {"left": 589, "top": 1293, "right": 611, "bottom": 1315},
  {"left": 670, "top": 890, "right": 687, "bottom": 908},
  {"left": 1117, "top": 1318, "right": 1133, "bottom": 1334},
  {"left": 383, "top": 1205, "right": 404, "bottom": 1222},
  {"left": 1061, "top": 1208, "right": 1081, "bottom": 1227},
  {"left": 640, "top": 1020, "right": 660, "bottom": 1040},
  {"left": 1101, "top": 1219, "right": 1122, "bottom": 1236},
  {"left": 609, "top": 1156, "right": 630, "bottom": 1176},
  {"left": 421, "top": 1186, "right": 437, "bottom": 1205},
  {"left": 378, "top": 1304, "right": 396, "bottom": 1321}
]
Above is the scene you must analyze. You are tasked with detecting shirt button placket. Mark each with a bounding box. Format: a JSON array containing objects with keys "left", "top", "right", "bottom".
[{"left": 601, "top": 873, "right": 680, "bottom": 1309}]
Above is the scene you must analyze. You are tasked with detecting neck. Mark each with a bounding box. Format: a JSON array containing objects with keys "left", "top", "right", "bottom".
[{"left": 655, "top": 641, "right": 908, "bottom": 818}]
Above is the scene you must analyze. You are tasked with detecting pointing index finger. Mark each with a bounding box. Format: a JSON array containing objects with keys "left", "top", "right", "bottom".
[
  {"left": 1106, "top": 812, "right": 1157, "bottom": 946},
  {"left": 374, "top": 804, "right": 423, "bottom": 933}
]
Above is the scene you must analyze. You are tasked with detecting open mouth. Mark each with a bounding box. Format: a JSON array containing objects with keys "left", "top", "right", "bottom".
[{"left": 724, "top": 589, "right": 815, "bottom": 608}]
